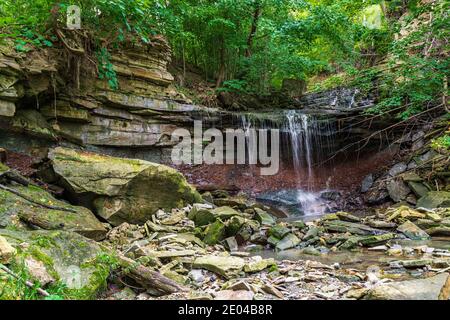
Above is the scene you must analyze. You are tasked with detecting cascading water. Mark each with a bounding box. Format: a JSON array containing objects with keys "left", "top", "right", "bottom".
[{"left": 239, "top": 110, "right": 337, "bottom": 216}]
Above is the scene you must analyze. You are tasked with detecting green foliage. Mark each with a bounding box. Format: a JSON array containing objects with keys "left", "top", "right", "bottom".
[
  {"left": 217, "top": 80, "right": 249, "bottom": 94},
  {"left": 96, "top": 47, "right": 119, "bottom": 90},
  {"left": 431, "top": 134, "right": 450, "bottom": 152}
]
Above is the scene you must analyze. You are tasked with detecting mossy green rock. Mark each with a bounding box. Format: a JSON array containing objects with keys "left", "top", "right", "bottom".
[
  {"left": 276, "top": 233, "right": 300, "bottom": 251},
  {"left": 397, "top": 220, "right": 430, "bottom": 240},
  {"left": 203, "top": 220, "right": 226, "bottom": 245},
  {"left": 48, "top": 147, "right": 202, "bottom": 226},
  {"left": 0, "top": 185, "right": 107, "bottom": 240},
  {"left": 254, "top": 208, "right": 276, "bottom": 226},
  {"left": 0, "top": 229, "right": 111, "bottom": 299},
  {"left": 225, "top": 215, "right": 246, "bottom": 237},
  {"left": 269, "top": 224, "right": 290, "bottom": 239},
  {"left": 188, "top": 205, "right": 216, "bottom": 226},
  {"left": 417, "top": 191, "right": 450, "bottom": 209}
]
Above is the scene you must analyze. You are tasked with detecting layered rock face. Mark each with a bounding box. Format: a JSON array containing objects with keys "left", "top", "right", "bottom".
[{"left": 0, "top": 37, "right": 211, "bottom": 161}]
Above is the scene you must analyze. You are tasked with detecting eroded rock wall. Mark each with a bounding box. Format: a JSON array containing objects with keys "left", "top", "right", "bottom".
[{"left": 0, "top": 37, "right": 212, "bottom": 162}]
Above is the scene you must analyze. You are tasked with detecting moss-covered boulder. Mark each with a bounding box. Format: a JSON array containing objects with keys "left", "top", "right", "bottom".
[
  {"left": 47, "top": 147, "right": 202, "bottom": 226},
  {"left": 0, "top": 184, "right": 107, "bottom": 240},
  {"left": 0, "top": 229, "right": 113, "bottom": 299}
]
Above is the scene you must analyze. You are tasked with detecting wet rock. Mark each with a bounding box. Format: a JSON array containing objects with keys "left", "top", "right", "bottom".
[
  {"left": 276, "top": 233, "right": 300, "bottom": 251},
  {"left": 269, "top": 224, "right": 290, "bottom": 239},
  {"left": 48, "top": 147, "right": 202, "bottom": 226},
  {"left": 397, "top": 221, "right": 430, "bottom": 240},
  {"left": 417, "top": 192, "right": 450, "bottom": 209},
  {"left": 320, "top": 191, "right": 341, "bottom": 201},
  {"left": 366, "top": 273, "right": 449, "bottom": 300},
  {"left": 336, "top": 212, "right": 361, "bottom": 223},
  {"left": 192, "top": 255, "right": 245, "bottom": 279},
  {"left": 214, "top": 290, "right": 254, "bottom": 300},
  {"left": 322, "top": 220, "right": 385, "bottom": 236},
  {"left": 367, "top": 220, "right": 397, "bottom": 229},
  {"left": 213, "top": 196, "right": 249, "bottom": 210},
  {"left": 387, "top": 179, "right": 411, "bottom": 202},
  {"left": 340, "top": 233, "right": 395, "bottom": 249},
  {"left": 0, "top": 184, "right": 107, "bottom": 241},
  {"left": 361, "top": 174, "right": 374, "bottom": 193},
  {"left": 365, "top": 186, "right": 389, "bottom": 205},
  {"left": 254, "top": 208, "right": 276, "bottom": 226},
  {"left": 400, "top": 259, "right": 433, "bottom": 268},
  {"left": 267, "top": 236, "right": 281, "bottom": 247},
  {"left": 212, "top": 206, "right": 241, "bottom": 221},
  {"left": 301, "top": 247, "right": 321, "bottom": 256},
  {"left": 0, "top": 235, "right": 16, "bottom": 264},
  {"left": 303, "top": 225, "right": 320, "bottom": 240},
  {"left": 425, "top": 226, "right": 450, "bottom": 237},
  {"left": 389, "top": 163, "right": 407, "bottom": 177},
  {"left": 292, "top": 220, "right": 307, "bottom": 230}
]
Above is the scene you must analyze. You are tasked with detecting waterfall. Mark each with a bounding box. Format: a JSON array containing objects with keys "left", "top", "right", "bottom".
[{"left": 239, "top": 110, "right": 337, "bottom": 216}]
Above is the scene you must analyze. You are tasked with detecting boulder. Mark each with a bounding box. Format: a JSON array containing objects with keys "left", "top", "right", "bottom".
[
  {"left": 47, "top": 147, "right": 202, "bottom": 226},
  {"left": 366, "top": 273, "right": 450, "bottom": 300},
  {"left": 417, "top": 191, "right": 450, "bottom": 210},
  {"left": 0, "top": 184, "right": 107, "bottom": 240},
  {"left": 387, "top": 179, "right": 410, "bottom": 202},
  {"left": 397, "top": 220, "right": 430, "bottom": 240},
  {"left": 192, "top": 255, "right": 245, "bottom": 279},
  {"left": 0, "top": 229, "right": 111, "bottom": 299}
]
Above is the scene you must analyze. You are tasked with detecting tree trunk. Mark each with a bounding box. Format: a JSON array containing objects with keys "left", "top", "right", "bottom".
[{"left": 245, "top": 1, "right": 262, "bottom": 57}]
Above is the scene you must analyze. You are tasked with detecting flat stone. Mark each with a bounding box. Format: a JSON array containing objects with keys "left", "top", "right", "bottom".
[
  {"left": 322, "top": 220, "right": 385, "bottom": 236},
  {"left": 192, "top": 255, "right": 245, "bottom": 279},
  {"left": 336, "top": 212, "right": 361, "bottom": 223},
  {"left": 389, "top": 163, "right": 407, "bottom": 177},
  {"left": 408, "top": 181, "right": 429, "bottom": 198},
  {"left": 366, "top": 273, "right": 449, "bottom": 300},
  {"left": 397, "top": 220, "right": 430, "bottom": 240},
  {"left": 243, "top": 256, "right": 276, "bottom": 273},
  {"left": 214, "top": 290, "right": 254, "bottom": 300},
  {"left": 417, "top": 191, "right": 450, "bottom": 210}
]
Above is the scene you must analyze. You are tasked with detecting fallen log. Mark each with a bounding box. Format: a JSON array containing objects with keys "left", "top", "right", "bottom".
[{"left": 94, "top": 242, "right": 188, "bottom": 295}]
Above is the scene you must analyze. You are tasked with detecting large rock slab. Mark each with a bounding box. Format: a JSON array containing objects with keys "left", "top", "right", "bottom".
[
  {"left": 47, "top": 147, "right": 202, "bottom": 226},
  {"left": 366, "top": 273, "right": 450, "bottom": 300},
  {"left": 0, "top": 184, "right": 107, "bottom": 240}
]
